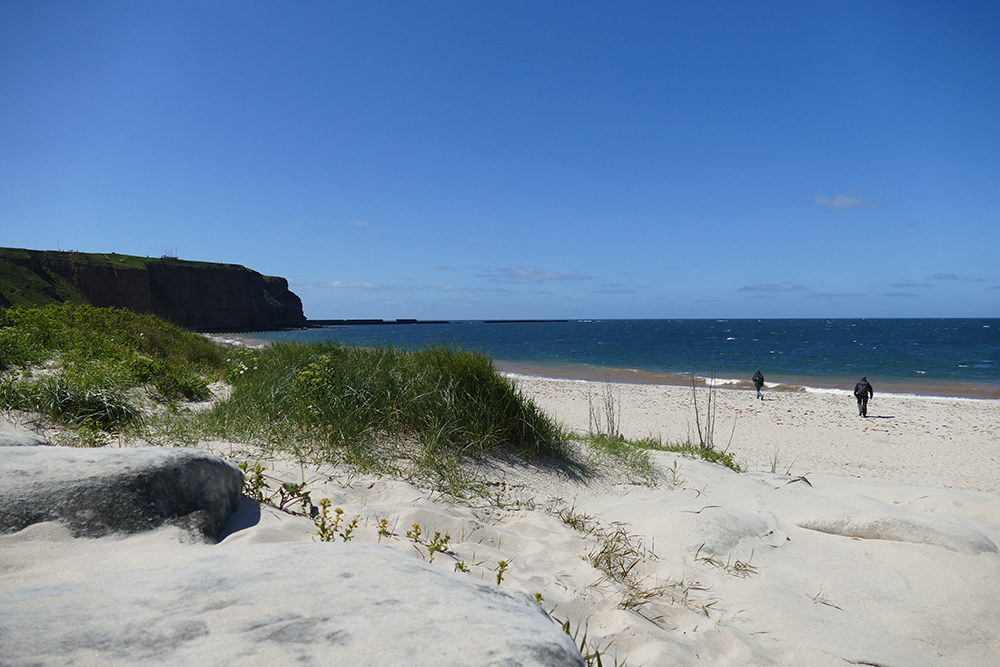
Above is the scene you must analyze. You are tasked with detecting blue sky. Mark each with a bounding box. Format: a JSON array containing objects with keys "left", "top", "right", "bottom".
[{"left": 1, "top": 1, "right": 998, "bottom": 320}]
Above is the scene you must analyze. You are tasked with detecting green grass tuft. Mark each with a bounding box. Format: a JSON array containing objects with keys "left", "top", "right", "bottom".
[
  {"left": 0, "top": 304, "right": 228, "bottom": 431},
  {"left": 200, "top": 342, "right": 566, "bottom": 472},
  {"left": 633, "top": 436, "right": 742, "bottom": 472}
]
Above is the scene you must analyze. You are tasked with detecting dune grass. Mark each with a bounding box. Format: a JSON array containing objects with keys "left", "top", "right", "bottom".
[
  {"left": 198, "top": 341, "right": 568, "bottom": 486},
  {"left": 1, "top": 304, "right": 738, "bottom": 488},
  {"left": 0, "top": 304, "right": 228, "bottom": 436}
]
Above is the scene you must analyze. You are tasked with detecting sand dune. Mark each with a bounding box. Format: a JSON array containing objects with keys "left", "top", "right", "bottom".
[{"left": 3, "top": 377, "right": 999, "bottom": 665}]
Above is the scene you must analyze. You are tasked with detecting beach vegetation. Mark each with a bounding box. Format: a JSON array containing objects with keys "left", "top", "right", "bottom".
[
  {"left": 495, "top": 559, "right": 510, "bottom": 585},
  {"left": 632, "top": 435, "right": 742, "bottom": 472},
  {"left": 690, "top": 362, "right": 738, "bottom": 453},
  {"left": 580, "top": 433, "right": 658, "bottom": 479},
  {"left": 694, "top": 543, "right": 758, "bottom": 578},
  {"left": 576, "top": 432, "right": 741, "bottom": 474},
  {"left": 587, "top": 378, "right": 620, "bottom": 438},
  {"left": 0, "top": 304, "right": 227, "bottom": 439},
  {"left": 197, "top": 340, "right": 568, "bottom": 490},
  {"left": 553, "top": 616, "right": 626, "bottom": 667},
  {"left": 312, "top": 500, "right": 360, "bottom": 542}
]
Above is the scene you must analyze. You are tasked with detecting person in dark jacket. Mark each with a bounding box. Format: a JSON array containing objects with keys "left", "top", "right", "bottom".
[
  {"left": 854, "top": 376, "right": 874, "bottom": 417},
  {"left": 752, "top": 369, "right": 765, "bottom": 400}
]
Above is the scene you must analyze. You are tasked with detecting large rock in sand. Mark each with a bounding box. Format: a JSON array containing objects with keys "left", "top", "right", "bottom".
[
  {"left": 0, "top": 530, "right": 584, "bottom": 667},
  {"left": 0, "top": 446, "right": 242, "bottom": 541},
  {"left": 0, "top": 430, "right": 46, "bottom": 446}
]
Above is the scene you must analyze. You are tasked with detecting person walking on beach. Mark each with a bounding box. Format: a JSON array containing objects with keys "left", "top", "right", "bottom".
[
  {"left": 854, "top": 376, "right": 874, "bottom": 417},
  {"left": 752, "top": 369, "right": 765, "bottom": 400}
]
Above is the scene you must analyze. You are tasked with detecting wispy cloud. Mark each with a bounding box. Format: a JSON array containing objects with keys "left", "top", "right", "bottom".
[
  {"left": 485, "top": 265, "right": 591, "bottom": 283},
  {"left": 594, "top": 284, "right": 637, "bottom": 294},
  {"left": 316, "top": 280, "right": 412, "bottom": 292},
  {"left": 888, "top": 282, "right": 934, "bottom": 289},
  {"left": 807, "top": 292, "right": 867, "bottom": 299},
  {"left": 422, "top": 284, "right": 514, "bottom": 294},
  {"left": 433, "top": 235, "right": 483, "bottom": 249},
  {"left": 812, "top": 193, "right": 878, "bottom": 210},
  {"left": 738, "top": 283, "right": 808, "bottom": 292},
  {"left": 934, "top": 272, "right": 992, "bottom": 284},
  {"left": 885, "top": 292, "right": 919, "bottom": 298}
]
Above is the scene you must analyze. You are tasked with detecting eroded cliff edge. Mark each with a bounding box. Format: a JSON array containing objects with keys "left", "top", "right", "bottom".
[{"left": 0, "top": 247, "right": 306, "bottom": 331}]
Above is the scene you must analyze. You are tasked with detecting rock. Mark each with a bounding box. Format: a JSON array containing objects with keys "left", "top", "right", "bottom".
[
  {"left": 0, "top": 536, "right": 584, "bottom": 667},
  {"left": 0, "top": 446, "right": 242, "bottom": 541},
  {"left": 0, "top": 430, "right": 45, "bottom": 446}
]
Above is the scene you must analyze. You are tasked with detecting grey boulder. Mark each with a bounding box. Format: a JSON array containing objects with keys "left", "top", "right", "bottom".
[
  {"left": 0, "top": 430, "right": 46, "bottom": 446},
  {"left": 0, "top": 446, "right": 242, "bottom": 541},
  {"left": 0, "top": 538, "right": 584, "bottom": 667}
]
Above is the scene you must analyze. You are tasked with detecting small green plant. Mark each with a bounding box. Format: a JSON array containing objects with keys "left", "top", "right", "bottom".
[
  {"left": 340, "top": 515, "right": 359, "bottom": 541},
  {"left": 312, "top": 498, "right": 360, "bottom": 542},
  {"left": 377, "top": 518, "right": 392, "bottom": 542},
  {"left": 313, "top": 499, "right": 339, "bottom": 541},
  {"left": 665, "top": 459, "right": 686, "bottom": 486},
  {"left": 495, "top": 560, "right": 510, "bottom": 585},
  {"left": 238, "top": 461, "right": 268, "bottom": 501},
  {"left": 695, "top": 544, "right": 759, "bottom": 578},
  {"left": 426, "top": 531, "right": 451, "bottom": 563},
  {"left": 546, "top": 499, "right": 598, "bottom": 535},
  {"left": 407, "top": 522, "right": 423, "bottom": 543},
  {"left": 554, "top": 616, "right": 625, "bottom": 667},
  {"left": 454, "top": 560, "right": 469, "bottom": 573},
  {"left": 277, "top": 482, "right": 313, "bottom": 515}
]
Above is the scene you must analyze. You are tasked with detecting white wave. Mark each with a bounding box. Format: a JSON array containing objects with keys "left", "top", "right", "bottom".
[{"left": 699, "top": 377, "right": 744, "bottom": 387}]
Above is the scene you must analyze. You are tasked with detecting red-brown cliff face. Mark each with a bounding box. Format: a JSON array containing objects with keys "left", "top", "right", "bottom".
[{"left": 0, "top": 248, "right": 306, "bottom": 331}]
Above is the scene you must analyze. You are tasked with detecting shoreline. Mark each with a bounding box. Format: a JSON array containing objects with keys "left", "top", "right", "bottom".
[
  {"left": 496, "top": 359, "right": 1000, "bottom": 402},
  {"left": 512, "top": 374, "right": 1000, "bottom": 496},
  {"left": 211, "top": 333, "right": 1000, "bottom": 401}
]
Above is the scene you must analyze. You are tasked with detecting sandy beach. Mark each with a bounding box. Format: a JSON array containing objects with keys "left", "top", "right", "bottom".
[
  {"left": 4, "top": 375, "right": 1000, "bottom": 665},
  {"left": 514, "top": 375, "right": 1000, "bottom": 495},
  {"left": 205, "top": 375, "right": 1000, "bottom": 665}
]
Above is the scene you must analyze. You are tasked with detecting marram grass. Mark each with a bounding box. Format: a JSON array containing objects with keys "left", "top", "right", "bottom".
[
  {"left": 201, "top": 341, "right": 566, "bottom": 466},
  {"left": 0, "top": 304, "right": 227, "bottom": 435}
]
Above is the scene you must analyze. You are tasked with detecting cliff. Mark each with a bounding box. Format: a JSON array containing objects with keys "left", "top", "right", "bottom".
[{"left": 0, "top": 248, "right": 306, "bottom": 331}]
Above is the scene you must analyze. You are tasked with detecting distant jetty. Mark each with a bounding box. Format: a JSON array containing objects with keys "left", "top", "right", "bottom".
[{"left": 309, "top": 319, "right": 570, "bottom": 326}]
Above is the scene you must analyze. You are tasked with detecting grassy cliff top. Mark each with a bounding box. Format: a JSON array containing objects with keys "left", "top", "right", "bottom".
[{"left": 0, "top": 247, "right": 246, "bottom": 271}]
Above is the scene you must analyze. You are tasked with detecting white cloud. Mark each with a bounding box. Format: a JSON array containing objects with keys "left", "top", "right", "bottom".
[
  {"left": 323, "top": 281, "right": 412, "bottom": 292},
  {"left": 807, "top": 292, "right": 867, "bottom": 299},
  {"left": 594, "top": 284, "right": 637, "bottom": 294},
  {"left": 738, "top": 283, "right": 808, "bottom": 292},
  {"left": 487, "top": 265, "right": 590, "bottom": 283},
  {"left": 812, "top": 193, "right": 877, "bottom": 210}
]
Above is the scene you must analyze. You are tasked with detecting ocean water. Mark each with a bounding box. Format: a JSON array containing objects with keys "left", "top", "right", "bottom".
[{"left": 242, "top": 319, "right": 1000, "bottom": 400}]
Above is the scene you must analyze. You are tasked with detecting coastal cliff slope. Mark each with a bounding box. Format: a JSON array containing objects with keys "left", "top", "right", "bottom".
[{"left": 0, "top": 247, "right": 305, "bottom": 331}]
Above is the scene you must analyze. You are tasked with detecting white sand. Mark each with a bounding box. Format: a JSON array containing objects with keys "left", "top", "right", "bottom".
[
  {"left": 3, "top": 377, "right": 1000, "bottom": 666},
  {"left": 515, "top": 376, "right": 1000, "bottom": 495}
]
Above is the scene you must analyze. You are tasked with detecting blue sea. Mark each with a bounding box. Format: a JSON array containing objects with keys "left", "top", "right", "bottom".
[{"left": 239, "top": 319, "right": 999, "bottom": 400}]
